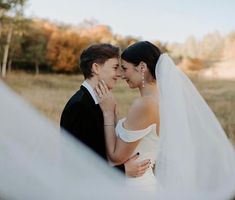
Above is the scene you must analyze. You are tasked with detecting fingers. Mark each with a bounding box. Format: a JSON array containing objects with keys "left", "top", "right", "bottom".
[
  {"left": 101, "top": 80, "right": 109, "bottom": 92},
  {"left": 95, "top": 80, "right": 109, "bottom": 100},
  {"left": 138, "top": 159, "right": 151, "bottom": 168},
  {"left": 135, "top": 170, "right": 146, "bottom": 177},
  {"left": 98, "top": 80, "right": 108, "bottom": 94},
  {"left": 138, "top": 160, "right": 151, "bottom": 172},
  {"left": 125, "top": 157, "right": 152, "bottom": 178},
  {"left": 135, "top": 167, "right": 148, "bottom": 177},
  {"left": 134, "top": 159, "right": 151, "bottom": 177},
  {"left": 127, "top": 152, "right": 139, "bottom": 161},
  {"left": 95, "top": 86, "right": 102, "bottom": 98}
]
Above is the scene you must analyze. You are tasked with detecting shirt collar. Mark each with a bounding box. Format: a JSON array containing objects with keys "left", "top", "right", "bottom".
[{"left": 82, "top": 80, "right": 98, "bottom": 104}]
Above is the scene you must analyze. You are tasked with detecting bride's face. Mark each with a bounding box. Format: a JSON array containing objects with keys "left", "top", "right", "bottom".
[{"left": 121, "top": 60, "right": 142, "bottom": 89}]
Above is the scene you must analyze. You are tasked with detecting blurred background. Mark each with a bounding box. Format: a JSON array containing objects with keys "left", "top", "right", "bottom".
[{"left": 0, "top": 0, "right": 235, "bottom": 145}]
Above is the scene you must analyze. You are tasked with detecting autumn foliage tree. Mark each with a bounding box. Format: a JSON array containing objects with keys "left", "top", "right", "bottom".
[
  {"left": 46, "top": 22, "right": 118, "bottom": 73},
  {"left": 2, "top": 13, "right": 234, "bottom": 75},
  {"left": 47, "top": 30, "right": 90, "bottom": 72}
]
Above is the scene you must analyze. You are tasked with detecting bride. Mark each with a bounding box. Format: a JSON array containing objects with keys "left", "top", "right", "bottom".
[
  {"left": 96, "top": 41, "right": 161, "bottom": 192},
  {"left": 95, "top": 41, "right": 235, "bottom": 195}
]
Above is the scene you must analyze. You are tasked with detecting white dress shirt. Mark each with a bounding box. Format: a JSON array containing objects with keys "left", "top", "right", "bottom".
[{"left": 82, "top": 80, "right": 98, "bottom": 104}]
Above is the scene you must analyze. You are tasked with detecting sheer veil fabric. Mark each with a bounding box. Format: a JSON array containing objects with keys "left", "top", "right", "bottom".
[
  {"left": 155, "top": 54, "right": 235, "bottom": 198},
  {"left": 0, "top": 82, "right": 154, "bottom": 200}
]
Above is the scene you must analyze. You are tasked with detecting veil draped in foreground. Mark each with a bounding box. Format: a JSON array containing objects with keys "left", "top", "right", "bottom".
[{"left": 0, "top": 81, "right": 151, "bottom": 200}]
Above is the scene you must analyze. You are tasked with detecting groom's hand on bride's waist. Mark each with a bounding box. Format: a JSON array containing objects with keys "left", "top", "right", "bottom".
[{"left": 124, "top": 152, "right": 151, "bottom": 178}]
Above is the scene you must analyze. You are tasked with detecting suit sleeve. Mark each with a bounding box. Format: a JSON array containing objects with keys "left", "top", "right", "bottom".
[
  {"left": 60, "top": 102, "right": 126, "bottom": 174},
  {"left": 60, "top": 102, "right": 88, "bottom": 141}
]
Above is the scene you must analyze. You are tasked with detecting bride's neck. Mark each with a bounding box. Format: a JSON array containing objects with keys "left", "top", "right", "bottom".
[{"left": 139, "top": 83, "right": 158, "bottom": 97}]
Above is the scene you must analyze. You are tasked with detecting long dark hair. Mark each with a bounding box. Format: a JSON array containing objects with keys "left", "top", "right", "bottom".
[{"left": 121, "top": 41, "right": 161, "bottom": 79}]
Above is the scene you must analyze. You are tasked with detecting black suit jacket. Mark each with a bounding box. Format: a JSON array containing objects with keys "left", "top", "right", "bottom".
[{"left": 60, "top": 85, "right": 125, "bottom": 172}]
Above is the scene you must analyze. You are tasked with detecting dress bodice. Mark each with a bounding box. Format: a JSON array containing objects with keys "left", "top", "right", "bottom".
[
  {"left": 115, "top": 118, "right": 160, "bottom": 166},
  {"left": 115, "top": 118, "right": 161, "bottom": 192}
]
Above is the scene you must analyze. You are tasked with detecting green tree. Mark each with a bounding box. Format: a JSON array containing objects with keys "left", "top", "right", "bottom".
[
  {"left": 0, "top": 0, "right": 27, "bottom": 78},
  {"left": 0, "top": 0, "right": 11, "bottom": 73},
  {"left": 20, "top": 23, "right": 48, "bottom": 74}
]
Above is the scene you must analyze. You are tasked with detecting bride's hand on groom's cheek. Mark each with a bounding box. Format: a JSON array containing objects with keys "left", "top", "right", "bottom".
[
  {"left": 98, "top": 80, "right": 109, "bottom": 94},
  {"left": 95, "top": 80, "right": 108, "bottom": 97},
  {"left": 95, "top": 81, "right": 116, "bottom": 114}
]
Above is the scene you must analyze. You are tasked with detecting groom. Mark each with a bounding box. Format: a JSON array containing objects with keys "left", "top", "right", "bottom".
[{"left": 60, "top": 43, "right": 149, "bottom": 175}]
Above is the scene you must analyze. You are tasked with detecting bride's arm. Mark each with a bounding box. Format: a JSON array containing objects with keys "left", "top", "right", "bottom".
[
  {"left": 95, "top": 81, "right": 152, "bottom": 164},
  {"left": 102, "top": 110, "right": 140, "bottom": 164}
]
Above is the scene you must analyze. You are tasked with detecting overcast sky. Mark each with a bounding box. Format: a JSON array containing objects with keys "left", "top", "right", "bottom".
[{"left": 25, "top": 0, "right": 235, "bottom": 43}]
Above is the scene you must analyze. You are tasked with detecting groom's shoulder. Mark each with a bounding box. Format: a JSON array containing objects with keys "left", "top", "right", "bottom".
[
  {"left": 72, "top": 88, "right": 86, "bottom": 100},
  {"left": 63, "top": 89, "right": 88, "bottom": 109}
]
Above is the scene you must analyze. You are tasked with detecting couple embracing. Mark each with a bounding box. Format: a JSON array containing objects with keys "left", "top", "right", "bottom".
[{"left": 60, "top": 41, "right": 235, "bottom": 194}]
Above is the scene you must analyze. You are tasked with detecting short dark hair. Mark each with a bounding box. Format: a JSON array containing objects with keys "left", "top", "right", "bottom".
[
  {"left": 121, "top": 41, "right": 161, "bottom": 79},
  {"left": 80, "top": 43, "right": 120, "bottom": 79}
]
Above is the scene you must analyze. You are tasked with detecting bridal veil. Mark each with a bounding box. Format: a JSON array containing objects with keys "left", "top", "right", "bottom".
[
  {"left": 155, "top": 54, "right": 235, "bottom": 198},
  {"left": 0, "top": 82, "right": 152, "bottom": 200}
]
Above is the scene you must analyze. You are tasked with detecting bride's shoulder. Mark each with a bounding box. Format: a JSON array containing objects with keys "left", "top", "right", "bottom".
[
  {"left": 127, "top": 97, "right": 143, "bottom": 112},
  {"left": 125, "top": 97, "right": 158, "bottom": 130}
]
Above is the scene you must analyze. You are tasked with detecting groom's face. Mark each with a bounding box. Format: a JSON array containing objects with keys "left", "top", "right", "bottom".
[{"left": 98, "top": 57, "right": 121, "bottom": 90}]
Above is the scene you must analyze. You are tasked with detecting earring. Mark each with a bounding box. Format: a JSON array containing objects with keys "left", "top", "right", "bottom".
[{"left": 142, "top": 70, "right": 145, "bottom": 88}]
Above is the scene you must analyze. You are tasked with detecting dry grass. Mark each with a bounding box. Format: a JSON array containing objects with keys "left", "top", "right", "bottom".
[{"left": 2, "top": 71, "right": 235, "bottom": 145}]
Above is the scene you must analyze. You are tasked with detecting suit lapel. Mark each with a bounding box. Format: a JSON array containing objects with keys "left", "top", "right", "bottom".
[
  {"left": 80, "top": 85, "right": 96, "bottom": 106},
  {"left": 80, "top": 85, "right": 103, "bottom": 116}
]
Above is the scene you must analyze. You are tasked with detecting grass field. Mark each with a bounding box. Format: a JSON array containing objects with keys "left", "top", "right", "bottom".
[{"left": 2, "top": 71, "right": 235, "bottom": 146}]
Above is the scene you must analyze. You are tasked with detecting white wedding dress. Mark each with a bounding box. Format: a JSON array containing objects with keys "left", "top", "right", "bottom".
[{"left": 116, "top": 118, "right": 162, "bottom": 192}]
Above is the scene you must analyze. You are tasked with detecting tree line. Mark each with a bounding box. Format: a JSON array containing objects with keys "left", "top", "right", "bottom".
[
  {"left": 0, "top": 0, "right": 143, "bottom": 77},
  {"left": 1, "top": 0, "right": 234, "bottom": 77}
]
